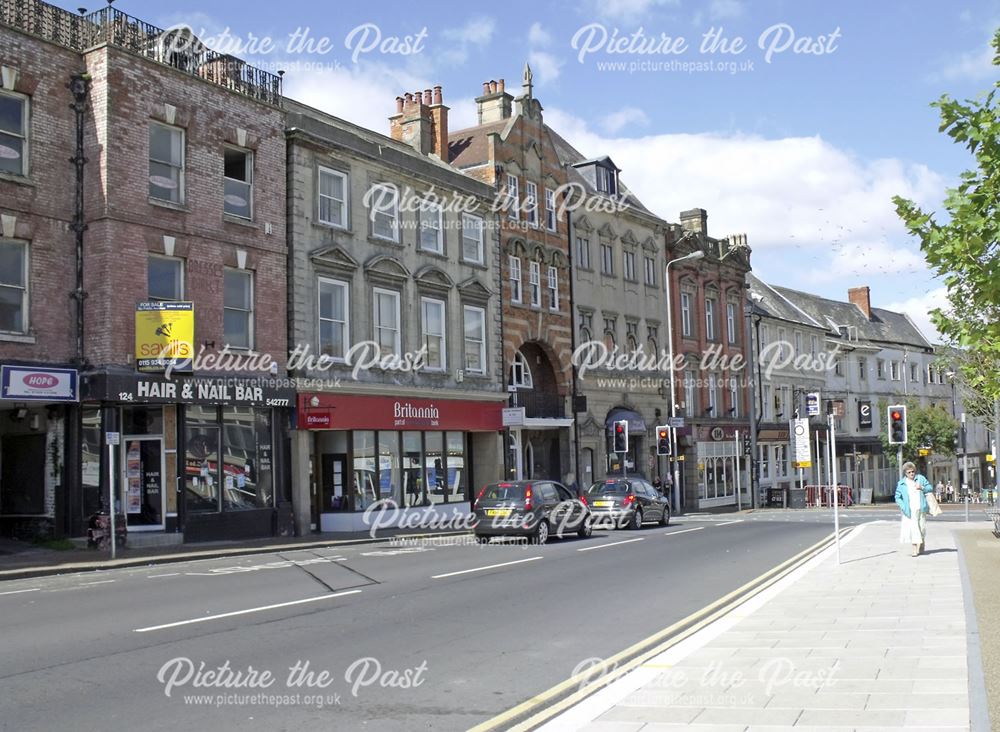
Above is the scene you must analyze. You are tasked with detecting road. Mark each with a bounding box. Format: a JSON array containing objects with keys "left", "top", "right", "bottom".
[{"left": 0, "top": 517, "right": 843, "bottom": 731}]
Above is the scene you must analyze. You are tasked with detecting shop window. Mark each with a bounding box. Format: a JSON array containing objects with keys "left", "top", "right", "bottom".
[
  {"left": 81, "top": 407, "right": 102, "bottom": 517},
  {"left": 353, "top": 430, "right": 377, "bottom": 510},
  {"left": 447, "top": 432, "right": 466, "bottom": 503},
  {"left": 186, "top": 405, "right": 220, "bottom": 513},
  {"left": 402, "top": 431, "right": 423, "bottom": 507},
  {"left": 378, "top": 431, "right": 401, "bottom": 505}
]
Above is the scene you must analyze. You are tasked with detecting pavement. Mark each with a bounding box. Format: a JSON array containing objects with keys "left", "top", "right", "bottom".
[{"left": 535, "top": 519, "right": 998, "bottom": 731}]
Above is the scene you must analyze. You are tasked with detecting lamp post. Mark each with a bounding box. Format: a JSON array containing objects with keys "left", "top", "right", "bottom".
[{"left": 666, "top": 249, "right": 705, "bottom": 514}]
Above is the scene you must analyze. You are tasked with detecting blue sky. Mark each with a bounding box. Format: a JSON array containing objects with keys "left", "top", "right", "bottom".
[{"left": 72, "top": 0, "right": 1000, "bottom": 340}]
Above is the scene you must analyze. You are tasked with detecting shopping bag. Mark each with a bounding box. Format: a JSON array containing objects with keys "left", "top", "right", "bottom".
[{"left": 926, "top": 492, "right": 943, "bottom": 517}]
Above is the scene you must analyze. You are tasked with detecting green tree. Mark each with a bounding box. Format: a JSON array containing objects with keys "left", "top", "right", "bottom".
[
  {"left": 893, "top": 29, "right": 1000, "bottom": 400},
  {"left": 877, "top": 400, "right": 959, "bottom": 470}
]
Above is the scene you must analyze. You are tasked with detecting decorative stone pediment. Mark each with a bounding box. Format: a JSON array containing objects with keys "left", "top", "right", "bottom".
[
  {"left": 413, "top": 265, "right": 455, "bottom": 294},
  {"left": 549, "top": 250, "right": 568, "bottom": 268},
  {"left": 457, "top": 277, "right": 493, "bottom": 303},
  {"left": 598, "top": 222, "right": 617, "bottom": 240},
  {"left": 621, "top": 229, "right": 638, "bottom": 248},
  {"left": 363, "top": 254, "right": 410, "bottom": 284},
  {"left": 507, "top": 239, "right": 528, "bottom": 257},
  {"left": 641, "top": 235, "right": 658, "bottom": 252},
  {"left": 574, "top": 214, "right": 594, "bottom": 233},
  {"left": 578, "top": 413, "right": 603, "bottom": 437},
  {"left": 310, "top": 244, "right": 359, "bottom": 274}
]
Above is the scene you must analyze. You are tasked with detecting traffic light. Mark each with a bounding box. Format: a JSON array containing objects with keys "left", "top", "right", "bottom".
[
  {"left": 887, "top": 405, "right": 907, "bottom": 445},
  {"left": 656, "top": 426, "right": 671, "bottom": 456},
  {"left": 613, "top": 420, "right": 629, "bottom": 454}
]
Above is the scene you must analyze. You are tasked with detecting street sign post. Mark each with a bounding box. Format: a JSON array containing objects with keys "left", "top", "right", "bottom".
[{"left": 806, "top": 392, "right": 820, "bottom": 417}]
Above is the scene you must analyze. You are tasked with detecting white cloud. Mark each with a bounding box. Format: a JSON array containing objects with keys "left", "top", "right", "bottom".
[
  {"left": 709, "top": 0, "right": 745, "bottom": 20},
  {"left": 528, "top": 50, "right": 564, "bottom": 84},
  {"left": 885, "top": 287, "right": 949, "bottom": 344},
  {"left": 441, "top": 17, "right": 496, "bottom": 65},
  {"left": 600, "top": 107, "right": 650, "bottom": 134},
  {"left": 587, "top": 0, "right": 681, "bottom": 22},
  {"left": 543, "top": 106, "right": 946, "bottom": 297},
  {"left": 528, "top": 22, "right": 553, "bottom": 47},
  {"left": 927, "top": 36, "right": 997, "bottom": 82}
]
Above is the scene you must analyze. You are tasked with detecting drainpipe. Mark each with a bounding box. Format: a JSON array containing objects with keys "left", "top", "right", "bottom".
[
  {"left": 566, "top": 207, "right": 580, "bottom": 492},
  {"left": 69, "top": 72, "right": 90, "bottom": 366}
]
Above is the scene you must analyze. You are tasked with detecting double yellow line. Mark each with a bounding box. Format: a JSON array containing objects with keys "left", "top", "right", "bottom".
[{"left": 469, "top": 527, "right": 851, "bottom": 732}]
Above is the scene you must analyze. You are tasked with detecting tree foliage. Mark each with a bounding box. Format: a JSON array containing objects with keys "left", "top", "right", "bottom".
[
  {"left": 893, "top": 29, "right": 1000, "bottom": 400},
  {"left": 877, "top": 400, "right": 959, "bottom": 469}
]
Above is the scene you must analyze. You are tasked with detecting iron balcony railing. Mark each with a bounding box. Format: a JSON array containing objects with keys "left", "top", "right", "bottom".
[
  {"left": 1, "top": 0, "right": 282, "bottom": 106},
  {"left": 517, "top": 391, "right": 566, "bottom": 420}
]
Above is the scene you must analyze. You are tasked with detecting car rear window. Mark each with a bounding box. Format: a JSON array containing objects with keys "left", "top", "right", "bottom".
[
  {"left": 587, "top": 481, "right": 629, "bottom": 495},
  {"left": 480, "top": 484, "right": 526, "bottom": 501}
]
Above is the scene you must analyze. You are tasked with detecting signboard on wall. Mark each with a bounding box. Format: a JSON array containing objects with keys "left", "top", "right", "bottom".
[
  {"left": 858, "top": 400, "right": 872, "bottom": 429},
  {"left": 792, "top": 417, "right": 811, "bottom": 468},
  {"left": 135, "top": 301, "right": 194, "bottom": 373},
  {"left": 299, "top": 393, "right": 505, "bottom": 431},
  {"left": 1, "top": 366, "right": 78, "bottom": 401}
]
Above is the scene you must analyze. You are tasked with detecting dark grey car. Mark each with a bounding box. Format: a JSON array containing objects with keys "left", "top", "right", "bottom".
[
  {"left": 473, "top": 480, "right": 592, "bottom": 544},
  {"left": 585, "top": 478, "right": 671, "bottom": 530}
]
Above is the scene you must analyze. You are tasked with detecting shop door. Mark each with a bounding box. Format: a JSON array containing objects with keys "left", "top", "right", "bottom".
[
  {"left": 1, "top": 434, "right": 46, "bottom": 514},
  {"left": 122, "top": 438, "right": 164, "bottom": 528},
  {"left": 321, "top": 454, "right": 348, "bottom": 511}
]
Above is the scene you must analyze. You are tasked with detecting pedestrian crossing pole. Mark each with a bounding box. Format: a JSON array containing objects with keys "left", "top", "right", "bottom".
[{"left": 829, "top": 412, "right": 841, "bottom": 565}]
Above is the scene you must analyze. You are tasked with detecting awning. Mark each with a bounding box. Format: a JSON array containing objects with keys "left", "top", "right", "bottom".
[{"left": 606, "top": 408, "right": 647, "bottom": 435}]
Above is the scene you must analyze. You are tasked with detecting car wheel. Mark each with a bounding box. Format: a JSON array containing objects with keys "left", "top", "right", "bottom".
[
  {"left": 578, "top": 518, "right": 593, "bottom": 538},
  {"left": 475, "top": 535, "right": 490, "bottom": 544},
  {"left": 630, "top": 509, "right": 643, "bottom": 530},
  {"left": 534, "top": 520, "right": 550, "bottom": 545},
  {"left": 659, "top": 506, "right": 671, "bottom": 527}
]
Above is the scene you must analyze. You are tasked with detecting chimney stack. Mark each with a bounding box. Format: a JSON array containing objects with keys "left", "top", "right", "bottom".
[
  {"left": 679, "top": 208, "right": 708, "bottom": 236},
  {"left": 848, "top": 286, "right": 872, "bottom": 320},
  {"left": 475, "top": 77, "right": 513, "bottom": 124},
  {"left": 389, "top": 85, "right": 449, "bottom": 159}
]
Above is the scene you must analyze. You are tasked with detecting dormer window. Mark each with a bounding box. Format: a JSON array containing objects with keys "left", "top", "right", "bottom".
[{"left": 596, "top": 166, "right": 617, "bottom": 195}]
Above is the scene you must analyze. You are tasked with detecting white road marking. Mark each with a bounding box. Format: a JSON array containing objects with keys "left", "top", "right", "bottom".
[
  {"left": 133, "top": 590, "right": 362, "bottom": 633},
  {"left": 431, "top": 557, "right": 542, "bottom": 579},
  {"left": 79, "top": 580, "right": 115, "bottom": 586},
  {"left": 148, "top": 573, "right": 180, "bottom": 578},
  {"left": 577, "top": 537, "right": 645, "bottom": 552},
  {"left": 716, "top": 520, "right": 744, "bottom": 527},
  {"left": 0, "top": 588, "right": 40, "bottom": 596},
  {"left": 663, "top": 527, "right": 705, "bottom": 537}
]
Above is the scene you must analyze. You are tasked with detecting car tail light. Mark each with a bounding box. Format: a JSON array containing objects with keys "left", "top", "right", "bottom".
[
  {"left": 623, "top": 495, "right": 636, "bottom": 506},
  {"left": 524, "top": 486, "right": 533, "bottom": 512},
  {"left": 578, "top": 494, "right": 588, "bottom": 506},
  {"left": 474, "top": 485, "right": 487, "bottom": 509}
]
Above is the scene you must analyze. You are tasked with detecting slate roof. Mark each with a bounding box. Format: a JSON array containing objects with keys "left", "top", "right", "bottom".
[
  {"left": 746, "top": 273, "right": 824, "bottom": 330},
  {"left": 771, "top": 285, "right": 933, "bottom": 351},
  {"left": 447, "top": 120, "right": 509, "bottom": 170}
]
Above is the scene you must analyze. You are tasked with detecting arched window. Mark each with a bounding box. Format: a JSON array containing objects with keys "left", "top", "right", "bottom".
[{"left": 509, "top": 351, "right": 533, "bottom": 389}]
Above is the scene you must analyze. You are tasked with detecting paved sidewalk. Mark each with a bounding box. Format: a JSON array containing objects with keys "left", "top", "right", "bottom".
[{"left": 544, "top": 522, "right": 983, "bottom": 731}]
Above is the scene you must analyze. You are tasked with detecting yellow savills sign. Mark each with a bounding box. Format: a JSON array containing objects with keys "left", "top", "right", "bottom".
[{"left": 135, "top": 302, "right": 194, "bottom": 373}]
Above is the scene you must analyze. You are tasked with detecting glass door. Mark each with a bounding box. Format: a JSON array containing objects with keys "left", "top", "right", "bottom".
[{"left": 121, "top": 437, "right": 165, "bottom": 529}]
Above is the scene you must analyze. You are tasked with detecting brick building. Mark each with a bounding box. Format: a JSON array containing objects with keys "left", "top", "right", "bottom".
[
  {"left": 665, "top": 210, "right": 753, "bottom": 509},
  {"left": 447, "top": 67, "right": 574, "bottom": 483},
  {"left": 0, "top": 2, "right": 290, "bottom": 540}
]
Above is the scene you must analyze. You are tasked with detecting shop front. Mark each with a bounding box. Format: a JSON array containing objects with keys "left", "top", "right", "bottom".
[
  {"left": 80, "top": 371, "right": 294, "bottom": 541},
  {"left": 0, "top": 364, "right": 78, "bottom": 539},
  {"left": 295, "top": 393, "right": 504, "bottom": 533},
  {"left": 693, "top": 425, "right": 751, "bottom": 509}
]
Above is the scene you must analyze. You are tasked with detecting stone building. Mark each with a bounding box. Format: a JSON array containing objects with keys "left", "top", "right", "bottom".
[
  {"left": 447, "top": 68, "right": 574, "bottom": 482},
  {"left": 285, "top": 90, "right": 504, "bottom": 533},
  {"left": 549, "top": 132, "right": 671, "bottom": 491}
]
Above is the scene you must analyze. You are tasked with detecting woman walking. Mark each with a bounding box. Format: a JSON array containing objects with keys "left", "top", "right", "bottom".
[{"left": 895, "top": 462, "right": 934, "bottom": 556}]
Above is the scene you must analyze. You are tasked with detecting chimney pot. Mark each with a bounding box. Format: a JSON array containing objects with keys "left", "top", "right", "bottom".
[
  {"left": 498, "top": 79, "right": 505, "bottom": 92},
  {"left": 395, "top": 96, "right": 404, "bottom": 113},
  {"left": 482, "top": 81, "right": 490, "bottom": 94},
  {"left": 423, "top": 89, "right": 432, "bottom": 105},
  {"left": 433, "top": 85, "right": 442, "bottom": 104},
  {"left": 404, "top": 92, "right": 413, "bottom": 105},
  {"left": 490, "top": 80, "right": 498, "bottom": 93}
]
